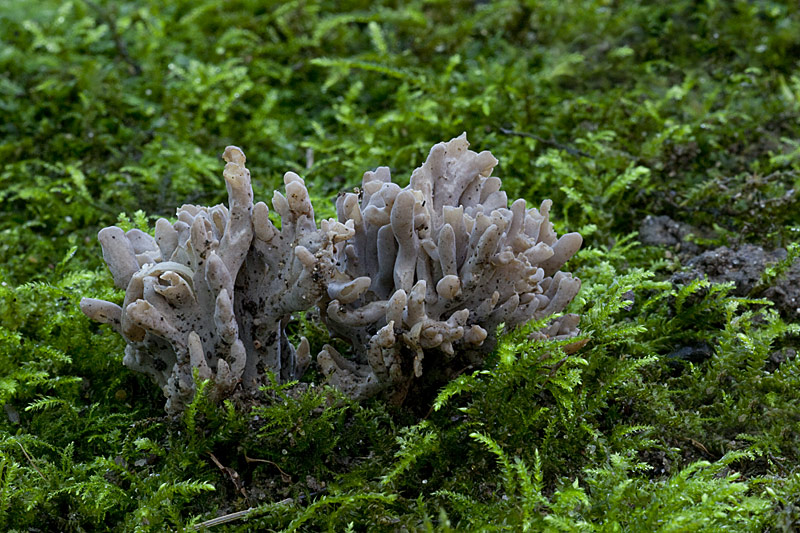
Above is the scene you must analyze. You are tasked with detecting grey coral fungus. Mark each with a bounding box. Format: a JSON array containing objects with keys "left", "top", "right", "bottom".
[
  {"left": 81, "top": 135, "right": 582, "bottom": 413},
  {"left": 317, "top": 134, "right": 582, "bottom": 404}
]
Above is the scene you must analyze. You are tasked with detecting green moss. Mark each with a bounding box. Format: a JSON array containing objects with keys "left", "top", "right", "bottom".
[{"left": 1, "top": 0, "right": 799, "bottom": 530}]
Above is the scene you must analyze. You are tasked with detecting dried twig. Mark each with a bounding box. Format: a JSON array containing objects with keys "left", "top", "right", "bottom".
[
  {"left": 244, "top": 453, "right": 292, "bottom": 483},
  {"left": 687, "top": 437, "right": 711, "bottom": 456},
  {"left": 767, "top": 453, "right": 788, "bottom": 474},
  {"left": 208, "top": 452, "right": 247, "bottom": 499},
  {"left": 498, "top": 127, "right": 594, "bottom": 159},
  {"left": 539, "top": 356, "right": 570, "bottom": 389},
  {"left": 192, "top": 500, "right": 292, "bottom": 530},
  {"left": 16, "top": 441, "right": 47, "bottom": 481},
  {"left": 83, "top": 0, "right": 143, "bottom": 75}
]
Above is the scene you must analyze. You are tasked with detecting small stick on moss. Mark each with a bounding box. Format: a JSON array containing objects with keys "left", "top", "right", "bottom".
[
  {"left": 83, "top": 0, "right": 143, "bottom": 75},
  {"left": 539, "top": 356, "right": 570, "bottom": 388},
  {"left": 16, "top": 441, "right": 47, "bottom": 481},
  {"left": 192, "top": 490, "right": 325, "bottom": 529},
  {"left": 768, "top": 453, "right": 789, "bottom": 475},
  {"left": 688, "top": 437, "right": 711, "bottom": 456},
  {"left": 192, "top": 500, "right": 292, "bottom": 530},
  {"left": 244, "top": 453, "right": 292, "bottom": 483},
  {"left": 498, "top": 127, "right": 594, "bottom": 159},
  {"left": 208, "top": 452, "right": 247, "bottom": 499}
]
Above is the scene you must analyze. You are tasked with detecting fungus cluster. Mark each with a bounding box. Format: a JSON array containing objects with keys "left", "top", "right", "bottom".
[{"left": 82, "top": 135, "right": 582, "bottom": 413}]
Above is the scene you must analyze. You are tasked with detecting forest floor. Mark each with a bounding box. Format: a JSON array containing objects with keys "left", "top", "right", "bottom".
[{"left": 1, "top": 1, "right": 800, "bottom": 530}]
